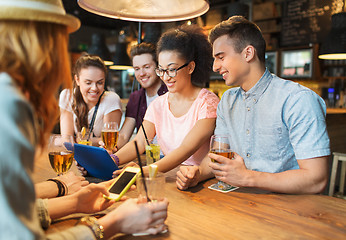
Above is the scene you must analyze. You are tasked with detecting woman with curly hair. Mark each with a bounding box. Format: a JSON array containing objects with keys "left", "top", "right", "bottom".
[{"left": 112, "top": 24, "right": 220, "bottom": 175}]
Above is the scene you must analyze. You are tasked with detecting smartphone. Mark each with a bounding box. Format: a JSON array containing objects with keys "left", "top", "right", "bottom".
[{"left": 103, "top": 167, "right": 140, "bottom": 201}]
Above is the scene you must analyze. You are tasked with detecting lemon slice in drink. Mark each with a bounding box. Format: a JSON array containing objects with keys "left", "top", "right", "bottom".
[
  {"left": 81, "top": 127, "right": 86, "bottom": 138},
  {"left": 148, "top": 164, "right": 158, "bottom": 178}
]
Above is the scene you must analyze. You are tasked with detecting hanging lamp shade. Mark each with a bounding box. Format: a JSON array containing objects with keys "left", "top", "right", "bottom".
[
  {"left": 109, "top": 42, "right": 132, "bottom": 70},
  {"left": 77, "top": 0, "right": 209, "bottom": 22},
  {"left": 318, "top": 12, "right": 346, "bottom": 60},
  {"left": 88, "top": 33, "right": 114, "bottom": 65}
]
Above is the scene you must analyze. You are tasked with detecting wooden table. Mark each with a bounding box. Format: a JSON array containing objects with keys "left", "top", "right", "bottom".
[{"left": 33, "top": 151, "right": 346, "bottom": 240}]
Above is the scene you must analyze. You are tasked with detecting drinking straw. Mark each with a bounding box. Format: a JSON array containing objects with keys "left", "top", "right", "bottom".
[
  {"left": 134, "top": 140, "right": 151, "bottom": 202},
  {"left": 141, "top": 123, "right": 150, "bottom": 146}
]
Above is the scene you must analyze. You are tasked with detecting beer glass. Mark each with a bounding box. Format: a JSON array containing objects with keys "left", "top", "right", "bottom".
[
  {"left": 48, "top": 134, "right": 74, "bottom": 176},
  {"left": 102, "top": 122, "right": 119, "bottom": 151},
  {"left": 209, "top": 134, "right": 234, "bottom": 190}
]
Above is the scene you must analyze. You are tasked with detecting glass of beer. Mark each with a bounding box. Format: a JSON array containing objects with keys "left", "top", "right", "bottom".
[
  {"left": 210, "top": 135, "right": 234, "bottom": 162},
  {"left": 48, "top": 134, "right": 74, "bottom": 176},
  {"left": 209, "top": 134, "right": 234, "bottom": 190},
  {"left": 102, "top": 122, "right": 119, "bottom": 151}
]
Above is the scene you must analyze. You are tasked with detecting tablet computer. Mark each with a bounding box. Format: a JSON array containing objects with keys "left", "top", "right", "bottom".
[{"left": 74, "top": 143, "right": 119, "bottom": 180}]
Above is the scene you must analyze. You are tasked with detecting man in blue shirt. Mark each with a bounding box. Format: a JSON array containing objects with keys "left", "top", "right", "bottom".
[{"left": 176, "top": 16, "right": 330, "bottom": 194}]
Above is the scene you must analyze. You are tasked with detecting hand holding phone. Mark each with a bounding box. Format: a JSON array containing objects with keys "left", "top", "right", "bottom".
[{"left": 104, "top": 167, "right": 140, "bottom": 201}]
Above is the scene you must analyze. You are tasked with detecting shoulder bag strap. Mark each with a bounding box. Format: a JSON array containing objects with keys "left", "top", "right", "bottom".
[{"left": 87, "top": 91, "right": 105, "bottom": 140}]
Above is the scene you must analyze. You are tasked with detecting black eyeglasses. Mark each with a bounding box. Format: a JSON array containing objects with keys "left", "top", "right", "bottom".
[{"left": 155, "top": 62, "right": 189, "bottom": 78}]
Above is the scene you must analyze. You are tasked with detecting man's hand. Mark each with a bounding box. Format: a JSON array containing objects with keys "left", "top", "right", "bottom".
[
  {"left": 208, "top": 152, "right": 250, "bottom": 187},
  {"left": 176, "top": 165, "right": 200, "bottom": 190}
]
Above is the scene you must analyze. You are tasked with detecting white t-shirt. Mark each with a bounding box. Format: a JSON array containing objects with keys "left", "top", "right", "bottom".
[
  {"left": 59, "top": 89, "right": 122, "bottom": 137},
  {"left": 145, "top": 92, "right": 159, "bottom": 107}
]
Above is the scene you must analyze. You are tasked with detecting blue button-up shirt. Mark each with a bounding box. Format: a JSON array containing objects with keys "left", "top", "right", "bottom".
[{"left": 215, "top": 69, "right": 330, "bottom": 173}]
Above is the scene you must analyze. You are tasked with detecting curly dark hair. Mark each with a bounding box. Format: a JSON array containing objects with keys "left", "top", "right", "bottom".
[
  {"left": 156, "top": 24, "right": 212, "bottom": 87},
  {"left": 72, "top": 54, "right": 107, "bottom": 131},
  {"left": 130, "top": 42, "right": 157, "bottom": 65},
  {"left": 209, "top": 16, "right": 266, "bottom": 63}
]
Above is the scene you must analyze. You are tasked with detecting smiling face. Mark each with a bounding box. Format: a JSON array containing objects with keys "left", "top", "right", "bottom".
[
  {"left": 132, "top": 53, "right": 160, "bottom": 89},
  {"left": 157, "top": 50, "right": 192, "bottom": 93},
  {"left": 75, "top": 66, "right": 105, "bottom": 108},
  {"left": 212, "top": 35, "right": 248, "bottom": 87}
]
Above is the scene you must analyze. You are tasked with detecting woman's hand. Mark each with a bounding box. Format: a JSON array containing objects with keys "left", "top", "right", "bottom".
[
  {"left": 75, "top": 161, "right": 88, "bottom": 177},
  {"left": 47, "top": 180, "right": 117, "bottom": 220},
  {"left": 99, "top": 140, "right": 118, "bottom": 154},
  {"left": 176, "top": 165, "right": 200, "bottom": 190},
  {"left": 56, "top": 171, "right": 89, "bottom": 195},
  {"left": 99, "top": 198, "right": 169, "bottom": 238},
  {"left": 73, "top": 181, "right": 115, "bottom": 214},
  {"left": 112, "top": 162, "right": 139, "bottom": 178}
]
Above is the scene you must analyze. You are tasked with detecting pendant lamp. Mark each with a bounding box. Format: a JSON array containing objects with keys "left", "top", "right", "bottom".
[
  {"left": 109, "top": 42, "right": 132, "bottom": 70},
  {"left": 77, "top": 0, "right": 209, "bottom": 22},
  {"left": 318, "top": 12, "right": 346, "bottom": 60},
  {"left": 88, "top": 33, "right": 114, "bottom": 65}
]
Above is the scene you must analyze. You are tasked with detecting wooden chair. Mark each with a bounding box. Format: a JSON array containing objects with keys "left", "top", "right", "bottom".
[{"left": 329, "top": 152, "right": 346, "bottom": 198}]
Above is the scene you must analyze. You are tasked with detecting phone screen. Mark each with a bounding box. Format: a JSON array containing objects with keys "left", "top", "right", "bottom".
[{"left": 109, "top": 171, "right": 137, "bottom": 194}]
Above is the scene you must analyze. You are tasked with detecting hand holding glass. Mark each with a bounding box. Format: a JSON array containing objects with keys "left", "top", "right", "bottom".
[
  {"left": 48, "top": 134, "right": 74, "bottom": 176},
  {"left": 210, "top": 135, "right": 234, "bottom": 162},
  {"left": 209, "top": 135, "right": 234, "bottom": 191}
]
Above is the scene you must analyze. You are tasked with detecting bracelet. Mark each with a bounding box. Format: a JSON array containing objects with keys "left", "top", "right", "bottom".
[
  {"left": 60, "top": 180, "right": 68, "bottom": 195},
  {"left": 47, "top": 179, "right": 66, "bottom": 197},
  {"left": 110, "top": 154, "right": 120, "bottom": 166},
  {"left": 77, "top": 216, "right": 104, "bottom": 240}
]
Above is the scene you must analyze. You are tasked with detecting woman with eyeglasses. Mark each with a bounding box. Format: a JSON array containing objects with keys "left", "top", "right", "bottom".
[{"left": 111, "top": 24, "right": 219, "bottom": 176}]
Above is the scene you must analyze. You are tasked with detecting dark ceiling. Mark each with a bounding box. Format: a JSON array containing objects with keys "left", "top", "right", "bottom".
[{"left": 62, "top": 0, "right": 233, "bottom": 30}]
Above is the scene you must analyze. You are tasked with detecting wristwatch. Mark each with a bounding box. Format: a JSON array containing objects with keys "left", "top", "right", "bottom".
[{"left": 78, "top": 216, "right": 104, "bottom": 240}]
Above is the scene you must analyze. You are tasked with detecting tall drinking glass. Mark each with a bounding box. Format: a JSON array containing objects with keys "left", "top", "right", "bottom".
[
  {"left": 209, "top": 134, "right": 235, "bottom": 191},
  {"left": 145, "top": 139, "right": 160, "bottom": 165},
  {"left": 102, "top": 122, "right": 119, "bottom": 151},
  {"left": 48, "top": 134, "right": 74, "bottom": 176},
  {"left": 136, "top": 172, "right": 165, "bottom": 202},
  {"left": 134, "top": 172, "right": 167, "bottom": 236}
]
